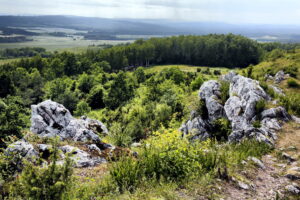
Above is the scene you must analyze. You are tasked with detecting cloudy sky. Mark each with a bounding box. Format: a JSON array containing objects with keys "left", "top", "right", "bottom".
[{"left": 0, "top": 0, "right": 300, "bottom": 24}]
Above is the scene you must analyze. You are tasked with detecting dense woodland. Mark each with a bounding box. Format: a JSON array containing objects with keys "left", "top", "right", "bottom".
[{"left": 0, "top": 34, "right": 300, "bottom": 199}]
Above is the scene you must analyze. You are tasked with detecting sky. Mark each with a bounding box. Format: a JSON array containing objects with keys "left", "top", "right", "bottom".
[{"left": 0, "top": 0, "right": 300, "bottom": 24}]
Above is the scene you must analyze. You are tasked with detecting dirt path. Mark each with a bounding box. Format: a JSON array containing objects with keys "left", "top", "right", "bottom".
[{"left": 223, "top": 123, "right": 300, "bottom": 200}]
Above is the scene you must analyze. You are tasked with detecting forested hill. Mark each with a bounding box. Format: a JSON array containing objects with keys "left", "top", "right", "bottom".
[{"left": 0, "top": 34, "right": 296, "bottom": 108}]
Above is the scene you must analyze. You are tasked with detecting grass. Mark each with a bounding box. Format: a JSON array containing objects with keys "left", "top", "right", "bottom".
[
  {"left": 145, "top": 64, "right": 231, "bottom": 74},
  {"left": 0, "top": 58, "right": 21, "bottom": 65}
]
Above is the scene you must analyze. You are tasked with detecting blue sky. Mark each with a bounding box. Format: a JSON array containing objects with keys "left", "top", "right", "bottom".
[{"left": 0, "top": 0, "right": 299, "bottom": 24}]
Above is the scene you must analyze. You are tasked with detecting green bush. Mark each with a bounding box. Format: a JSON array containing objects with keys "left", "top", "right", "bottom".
[
  {"left": 255, "top": 99, "right": 266, "bottom": 116},
  {"left": 260, "top": 81, "right": 276, "bottom": 98},
  {"left": 220, "top": 81, "right": 230, "bottom": 104},
  {"left": 190, "top": 75, "right": 204, "bottom": 91},
  {"left": 214, "top": 70, "right": 221, "bottom": 76},
  {"left": 212, "top": 118, "right": 232, "bottom": 140},
  {"left": 252, "top": 120, "right": 261, "bottom": 128},
  {"left": 197, "top": 99, "right": 209, "bottom": 119},
  {"left": 0, "top": 96, "right": 29, "bottom": 148},
  {"left": 284, "top": 65, "right": 298, "bottom": 78},
  {"left": 287, "top": 78, "right": 299, "bottom": 88},
  {"left": 87, "top": 85, "right": 105, "bottom": 109},
  {"left": 280, "top": 93, "right": 300, "bottom": 116},
  {"left": 109, "top": 122, "right": 132, "bottom": 147},
  {"left": 74, "top": 101, "right": 91, "bottom": 117},
  {"left": 10, "top": 139, "right": 74, "bottom": 200}
]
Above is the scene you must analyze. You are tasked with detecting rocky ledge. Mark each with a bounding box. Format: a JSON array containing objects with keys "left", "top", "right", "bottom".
[{"left": 180, "top": 71, "right": 297, "bottom": 145}]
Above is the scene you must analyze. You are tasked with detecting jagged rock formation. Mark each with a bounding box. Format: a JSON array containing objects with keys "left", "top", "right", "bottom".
[
  {"left": 6, "top": 100, "right": 115, "bottom": 168},
  {"left": 181, "top": 71, "right": 294, "bottom": 145},
  {"left": 30, "top": 100, "right": 108, "bottom": 142}
]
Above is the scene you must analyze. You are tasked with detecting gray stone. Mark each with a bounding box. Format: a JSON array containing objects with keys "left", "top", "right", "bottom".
[
  {"left": 220, "top": 71, "right": 237, "bottom": 82},
  {"left": 131, "top": 143, "right": 142, "bottom": 148},
  {"left": 285, "top": 184, "right": 300, "bottom": 195},
  {"left": 6, "top": 140, "right": 39, "bottom": 160},
  {"left": 60, "top": 145, "right": 106, "bottom": 168},
  {"left": 270, "top": 85, "right": 285, "bottom": 96},
  {"left": 292, "top": 115, "right": 300, "bottom": 124},
  {"left": 261, "top": 107, "right": 291, "bottom": 121},
  {"left": 199, "top": 80, "right": 225, "bottom": 121},
  {"left": 282, "top": 153, "right": 297, "bottom": 162},
  {"left": 248, "top": 157, "right": 266, "bottom": 169},
  {"left": 87, "top": 144, "right": 102, "bottom": 154},
  {"left": 30, "top": 100, "right": 108, "bottom": 143},
  {"left": 237, "top": 181, "right": 250, "bottom": 190},
  {"left": 275, "top": 70, "right": 285, "bottom": 84}
]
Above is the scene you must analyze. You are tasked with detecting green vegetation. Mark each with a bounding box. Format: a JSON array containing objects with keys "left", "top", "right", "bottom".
[
  {"left": 287, "top": 78, "right": 299, "bottom": 88},
  {"left": 9, "top": 139, "right": 74, "bottom": 200}
]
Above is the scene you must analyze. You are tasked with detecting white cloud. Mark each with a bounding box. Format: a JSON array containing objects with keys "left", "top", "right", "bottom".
[{"left": 0, "top": 0, "right": 299, "bottom": 24}]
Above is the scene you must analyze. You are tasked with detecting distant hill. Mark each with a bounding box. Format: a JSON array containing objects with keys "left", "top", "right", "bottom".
[{"left": 1, "top": 15, "right": 300, "bottom": 42}]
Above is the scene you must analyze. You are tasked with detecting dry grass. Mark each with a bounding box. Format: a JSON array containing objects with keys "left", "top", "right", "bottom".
[{"left": 276, "top": 122, "right": 300, "bottom": 155}]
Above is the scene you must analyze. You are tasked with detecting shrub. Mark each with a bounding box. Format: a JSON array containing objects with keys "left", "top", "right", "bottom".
[
  {"left": 280, "top": 93, "right": 300, "bottom": 116},
  {"left": 74, "top": 101, "right": 91, "bottom": 117},
  {"left": 260, "top": 81, "right": 276, "bottom": 98},
  {"left": 109, "top": 122, "right": 132, "bottom": 147},
  {"left": 10, "top": 139, "right": 74, "bottom": 200},
  {"left": 0, "top": 96, "right": 29, "bottom": 148},
  {"left": 110, "top": 157, "right": 142, "bottom": 192},
  {"left": 284, "top": 65, "right": 298, "bottom": 78},
  {"left": 203, "top": 67, "right": 211, "bottom": 75},
  {"left": 255, "top": 99, "right": 266, "bottom": 115},
  {"left": 197, "top": 68, "right": 202, "bottom": 73},
  {"left": 212, "top": 118, "right": 232, "bottom": 140},
  {"left": 87, "top": 85, "right": 105, "bottom": 109},
  {"left": 287, "top": 78, "right": 299, "bottom": 88},
  {"left": 214, "top": 70, "right": 221, "bottom": 76},
  {"left": 190, "top": 75, "right": 204, "bottom": 91},
  {"left": 220, "top": 81, "right": 230, "bottom": 104},
  {"left": 197, "top": 99, "right": 209, "bottom": 119},
  {"left": 252, "top": 120, "right": 261, "bottom": 128}
]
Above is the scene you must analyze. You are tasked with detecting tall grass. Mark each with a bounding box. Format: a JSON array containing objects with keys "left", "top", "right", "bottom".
[{"left": 108, "top": 129, "right": 272, "bottom": 193}]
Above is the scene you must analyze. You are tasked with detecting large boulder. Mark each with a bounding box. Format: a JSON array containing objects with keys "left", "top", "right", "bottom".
[
  {"left": 199, "top": 80, "right": 225, "bottom": 121},
  {"left": 228, "top": 74, "right": 269, "bottom": 120},
  {"left": 30, "top": 100, "right": 108, "bottom": 143}
]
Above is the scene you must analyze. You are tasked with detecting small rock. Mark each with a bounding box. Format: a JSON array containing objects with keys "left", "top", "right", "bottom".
[
  {"left": 282, "top": 153, "right": 296, "bottom": 162},
  {"left": 292, "top": 115, "right": 300, "bottom": 124},
  {"left": 248, "top": 157, "right": 266, "bottom": 169},
  {"left": 285, "top": 184, "right": 300, "bottom": 195},
  {"left": 285, "top": 168, "right": 300, "bottom": 180},
  {"left": 275, "top": 70, "right": 285, "bottom": 84},
  {"left": 286, "top": 146, "right": 297, "bottom": 151},
  {"left": 241, "top": 160, "right": 247, "bottom": 165},
  {"left": 87, "top": 144, "right": 101, "bottom": 154},
  {"left": 238, "top": 181, "right": 250, "bottom": 190},
  {"left": 131, "top": 142, "right": 142, "bottom": 148}
]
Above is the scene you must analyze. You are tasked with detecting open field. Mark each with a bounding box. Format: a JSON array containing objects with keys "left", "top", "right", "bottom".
[
  {"left": 0, "top": 36, "right": 133, "bottom": 52},
  {"left": 145, "top": 64, "right": 232, "bottom": 74},
  {"left": 0, "top": 58, "right": 20, "bottom": 65}
]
